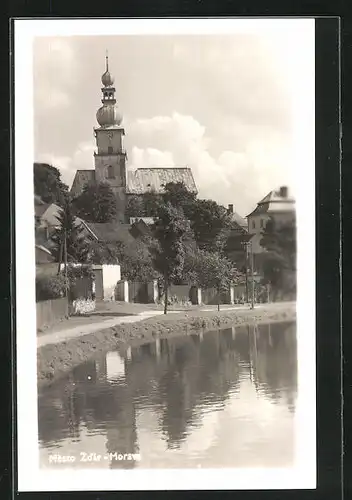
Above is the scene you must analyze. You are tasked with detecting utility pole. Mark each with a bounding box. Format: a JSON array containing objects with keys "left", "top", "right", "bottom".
[
  {"left": 64, "top": 228, "right": 68, "bottom": 298},
  {"left": 57, "top": 236, "right": 63, "bottom": 275},
  {"left": 244, "top": 242, "right": 249, "bottom": 303},
  {"left": 250, "top": 241, "right": 255, "bottom": 309}
]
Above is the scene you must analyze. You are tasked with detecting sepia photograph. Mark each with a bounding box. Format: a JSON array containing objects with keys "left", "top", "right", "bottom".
[{"left": 15, "top": 18, "right": 316, "bottom": 491}]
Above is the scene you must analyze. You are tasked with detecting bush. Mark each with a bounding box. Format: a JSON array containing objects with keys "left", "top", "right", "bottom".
[
  {"left": 156, "top": 295, "right": 192, "bottom": 307},
  {"left": 66, "top": 264, "right": 93, "bottom": 282},
  {"left": 36, "top": 274, "right": 68, "bottom": 301},
  {"left": 71, "top": 298, "right": 96, "bottom": 315}
]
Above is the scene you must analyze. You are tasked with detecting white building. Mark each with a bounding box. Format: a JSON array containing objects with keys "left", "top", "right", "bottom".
[{"left": 247, "top": 186, "right": 295, "bottom": 255}]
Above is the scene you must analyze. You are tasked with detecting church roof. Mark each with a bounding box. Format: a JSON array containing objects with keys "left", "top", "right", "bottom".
[
  {"left": 70, "top": 170, "right": 96, "bottom": 196},
  {"left": 71, "top": 167, "right": 197, "bottom": 197},
  {"left": 126, "top": 167, "right": 197, "bottom": 195},
  {"left": 75, "top": 169, "right": 96, "bottom": 182}
]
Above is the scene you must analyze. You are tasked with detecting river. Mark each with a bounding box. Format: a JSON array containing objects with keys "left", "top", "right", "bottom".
[{"left": 38, "top": 321, "right": 297, "bottom": 469}]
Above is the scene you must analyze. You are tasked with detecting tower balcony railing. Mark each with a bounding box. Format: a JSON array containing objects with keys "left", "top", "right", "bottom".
[{"left": 94, "top": 149, "right": 127, "bottom": 157}]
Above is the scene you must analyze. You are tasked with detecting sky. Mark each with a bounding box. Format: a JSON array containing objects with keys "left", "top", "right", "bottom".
[{"left": 33, "top": 22, "right": 314, "bottom": 217}]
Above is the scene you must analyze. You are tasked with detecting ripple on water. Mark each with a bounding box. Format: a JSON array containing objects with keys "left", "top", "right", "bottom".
[{"left": 38, "top": 321, "right": 297, "bottom": 469}]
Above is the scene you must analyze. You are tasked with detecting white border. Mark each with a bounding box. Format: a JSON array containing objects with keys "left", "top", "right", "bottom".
[{"left": 15, "top": 18, "right": 316, "bottom": 491}]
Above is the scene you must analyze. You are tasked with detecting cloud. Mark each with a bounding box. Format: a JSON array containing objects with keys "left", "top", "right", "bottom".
[
  {"left": 37, "top": 112, "right": 293, "bottom": 216},
  {"left": 36, "top": 153, "right": 75, "bottom": 188},
  {"left": 37, "top": 140, "right": 96, "bottom": 188},
  {"left": 129, "top": 147, "right": 174, "bottom": 169},
  {"left": 33, "top": 33, "right": 302, "bottom": 214},
  {"left": 128, "top": 112, "right": 293, "bottom": 215},
  {"left": 34, "top": 38, "right": 76, "bottom": 113}
]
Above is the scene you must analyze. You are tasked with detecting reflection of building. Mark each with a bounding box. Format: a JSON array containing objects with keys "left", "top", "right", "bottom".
[
  {"left": 105, "top": 351, "right": 126, "bottom": 381},
  {"left": 38, "top": 323, "right": 297, "bottom": 468},
  {"left": 246, "top": 186, "right": 295, "bottom": 271},
  {"left": 105, "top": 393, "right": 138, "bottom": 469},
  {"left": 70, "top": 358, "right": 139, "bottom": 469},
  {"left": 127, "top": 333, "right": 241, "bottom": 449},
  {"left": 246, "top": 322, "right": 297, "bottom": 408}
]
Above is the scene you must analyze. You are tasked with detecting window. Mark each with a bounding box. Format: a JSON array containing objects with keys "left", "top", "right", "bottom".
[
  {"left": 107, "top": 165, "right": 114, "bottom": 179},
  {"left": 260, "top": 219, "right": 264, "bottom": 228},
  {"left": 108, "top": 146, "right": 113, "bottom": 154},
  {"left": 252, "top": 220, "right": 256, "bottom": 229}
]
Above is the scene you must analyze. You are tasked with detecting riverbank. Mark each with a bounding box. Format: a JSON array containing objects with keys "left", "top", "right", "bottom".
[{"left": 37, "top": 302, "right": 296, "bottom": 388}]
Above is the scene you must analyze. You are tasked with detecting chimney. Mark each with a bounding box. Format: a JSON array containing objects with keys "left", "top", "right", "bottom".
[
  {"left": 228, "top": 204, "right": 234, "bottom": 213},
  {"left": 279, "top": 186, "right": 288, "bottom": 198}
]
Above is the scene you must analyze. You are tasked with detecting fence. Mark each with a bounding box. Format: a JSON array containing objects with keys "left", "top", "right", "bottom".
[
  {"left": 129, "top": 282, "right": 149, "bottom": 303},
  {"left": 114, "top": 281, "right": 250, "bottom": 306},
  {"left": 36, "top": 297, "right": 69, "bottom": 331},
  {"left": 168, "top": 284, "right": 192, "bottom": 303},
  {"left": 201, "top": 287, "right": 231, "bottom": 306}
]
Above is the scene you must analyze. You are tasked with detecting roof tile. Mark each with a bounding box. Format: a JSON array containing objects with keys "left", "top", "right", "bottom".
[{"left": 126, "top": 167, "right": 197, "bottom": 194}]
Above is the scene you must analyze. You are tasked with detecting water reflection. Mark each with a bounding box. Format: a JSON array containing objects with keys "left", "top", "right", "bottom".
[{"left": 38, "top": 321, "right": 297, "bottom": 469}]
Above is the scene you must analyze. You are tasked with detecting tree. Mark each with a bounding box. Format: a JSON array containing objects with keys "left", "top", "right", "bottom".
[
  {"left": 50, "top": 199, "right": 89, "bottom": 264},
  {"left": 152, "top": 203, "right": 191, "bottom": 314},
  {"left": 162, "top": 181, "right": 197, "bottom": 215},
  {"left": 125, "top": 194, "right": 145, "bottom": 218},
  {"left": 34, "top": 163, "right": 69, "bottom": 205},
  {"left": 147, "top": 183, "right": 233, "bottom": 251},
  {"left": 161, "top": 183, "right": 232, "bottom": 253},
  {"left": 192, "top": 250, "right": 241, "bottom": 311},
  {"left": 260, "top": 217, "right": 296, "bottom": 300},
  {"left": 118, "top": 239, "right": 158, "bottom": 282},
  {"left": 72, "top": 182, "right": 118, "bottom": 223},
  {"left": 126, "top": 182, "right": 232, "bottom": 254},
  {"left": 188, "top": 199, "right": 232, "bottom": 253},
  {"left": 86, "top": 240, "right": 120, "bottom": 265},
  {"left": 144, "top": 189, "right": 162, "bottom": 217}
]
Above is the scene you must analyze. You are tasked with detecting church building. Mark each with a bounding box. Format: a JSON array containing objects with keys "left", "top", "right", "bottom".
[{"left": 70, "top": 54, "right": 198, "bottom": 220}]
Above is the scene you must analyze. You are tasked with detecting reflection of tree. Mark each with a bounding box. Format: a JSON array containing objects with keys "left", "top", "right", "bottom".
[
  {"left": 38, "top": 359, "right": 98, "bottom": 446},
  {"left": 74, "top": 361, "right": 139, "bottom": 469},
  {"left": 38, "top": 358, "right": 139, "bottom": 469},
  {"left": 246, "top": 322, "right": 297, "bottom": 409},
  {"left": 38, "top": 320, "right": 297, "bottom": 461},
  {"left": 125, "top": 331, "right": 241, "bottom": 449}
]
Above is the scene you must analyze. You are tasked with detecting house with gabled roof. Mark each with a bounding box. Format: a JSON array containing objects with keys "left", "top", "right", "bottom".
[{"left": 246, "top": 185, "right": 296, "bottom": 255}]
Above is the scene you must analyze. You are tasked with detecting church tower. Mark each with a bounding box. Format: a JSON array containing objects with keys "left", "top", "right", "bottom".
[{"left": 94, "top": 53, "right": 127, "bottom": 216}]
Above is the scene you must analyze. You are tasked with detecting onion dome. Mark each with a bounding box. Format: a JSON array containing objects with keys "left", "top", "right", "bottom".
[
  {"left": 101, "top": 70, "right": 114, "bottom": 87},
  {"left": 96, "top": 52, "right": 123, "bottom": 127},
  {"left": 101, "top": 52, "right": 114, "bottom": 87},
  {"left": 96, "top": 104, "right": 123, "bottom": 127}
]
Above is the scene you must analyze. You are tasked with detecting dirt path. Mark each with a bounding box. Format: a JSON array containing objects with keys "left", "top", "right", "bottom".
[
  {"left": 37, "top": 301, "right": 295, "bottom": 348},
  {"left": 37, "top": 310, "right": 178, "bottom": 347},
  {"left": 37, "top": 302, "right": 296, "bottom": 388}
]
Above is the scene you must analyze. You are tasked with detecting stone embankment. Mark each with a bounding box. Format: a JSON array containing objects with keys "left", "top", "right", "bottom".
[{"left": 37, "top": 302, "right": 296, "bottom": 388}]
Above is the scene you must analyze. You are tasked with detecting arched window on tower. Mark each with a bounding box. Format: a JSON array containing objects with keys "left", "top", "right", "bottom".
[{"left": 107, "top": 165, "right": 115, "bottom": 179}]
